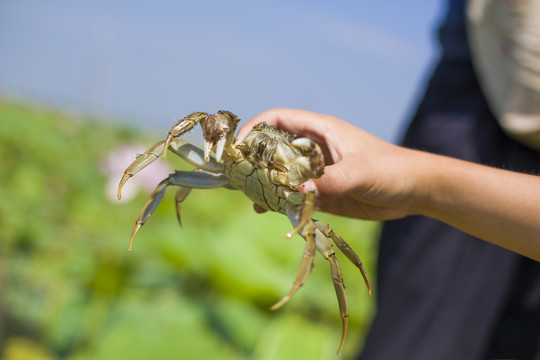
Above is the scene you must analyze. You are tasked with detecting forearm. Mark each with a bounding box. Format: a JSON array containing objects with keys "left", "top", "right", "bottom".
[
  {"left": 241, "top": 109, "right": 540, "bottom": 260},
  {"left": 412, "top": 151, "right": 540, "bottom": 261}
]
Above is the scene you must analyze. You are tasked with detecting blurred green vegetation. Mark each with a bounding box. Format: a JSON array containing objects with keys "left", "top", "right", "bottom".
[{"left": 0, "top": 100, "right": 379, "bottom": 359}]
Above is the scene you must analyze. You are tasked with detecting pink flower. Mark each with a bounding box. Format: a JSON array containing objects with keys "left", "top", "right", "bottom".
[{"left": 101, "top": 143, "right": 172, "bottom": 202}]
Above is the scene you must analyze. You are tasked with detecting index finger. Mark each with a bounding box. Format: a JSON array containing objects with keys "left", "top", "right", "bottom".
[{"left": 237, "top": 108, "right": 336, "bottom": 142}]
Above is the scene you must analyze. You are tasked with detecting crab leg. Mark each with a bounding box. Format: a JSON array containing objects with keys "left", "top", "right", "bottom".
[
  {"left": 118, "top": 137, "right": 223, "bottom": 199},
  {"left": 163, "top": 111, "right": 240, "bottom": 163},
  {"left": 270, "top": 221, "right": 316, "bottom": 311},
  {"left": 284, "top": 202, "right": 352, "bottom": 354},
  {"left": 127, "top": 171, "right": 229, "bottom": 251},
  {"left": 269, "top": 205, "right": 319, "bottom": 309},
  {"left": 313, "top": 228, "right": 349, "bottom": 355},
  {"left": 285, "top": 191, "right": 316, "bottom": 239},
  {"left": 163, "top": 112, "right": 209, "bottom": 159},
  {"left": 169, "top": 140, "right": 224, "bottom": 172},
  {"left": 174, "top": 187, "right": 192, "bottom": 228},
  {"left": 314, "top": 221, "right": 371, "bottom": 296}
]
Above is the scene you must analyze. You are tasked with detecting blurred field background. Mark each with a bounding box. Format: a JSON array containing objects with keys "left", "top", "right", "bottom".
[
  {"left": 0, "top": 1, "right": 446, "bottom": 358},
  {"left": 0, "top": 99, "right": 380, "bottom": 360}
]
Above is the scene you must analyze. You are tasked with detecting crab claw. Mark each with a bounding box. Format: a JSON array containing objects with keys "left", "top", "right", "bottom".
[
  {"left": 215, "top": 137, "right": 227, "bottom": 162},
  {"left": 204, "top": 137, "right": 227, "bottom": 163},
  {"left": 203, "top": 140, "right": 214, "bottom": 164},
  {"left": 291, "top": 138, "right": 324, "bottom": 179},
  {"left": 163, "top": 112, "right": 209, "bottom": 159},
  {"left": 202, "top": 111, "right": 240, "bottom": 163}
]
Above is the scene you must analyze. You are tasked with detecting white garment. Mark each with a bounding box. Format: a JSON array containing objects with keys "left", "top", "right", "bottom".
[{"left": 467, "top": 0, "right": 540, "bottom": 150}]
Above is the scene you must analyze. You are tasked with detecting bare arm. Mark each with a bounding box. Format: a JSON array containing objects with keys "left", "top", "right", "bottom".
[
  {"left": 238, "top": 108, "right": 540, "bottom": 261},
  {"left": 413, "top": 152, "right": 540, "bottom": 261}
]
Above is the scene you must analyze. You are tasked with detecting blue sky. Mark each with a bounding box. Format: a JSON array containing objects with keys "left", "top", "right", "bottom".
[{"left": 0, "top": 1, "right": 444, "bottom": 142}]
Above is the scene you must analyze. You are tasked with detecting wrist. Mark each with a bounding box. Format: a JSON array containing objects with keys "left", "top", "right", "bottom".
[
  {"left": 404, "top": 149, "right": 445, "bottom": 217},
  {"left": 407, "top": 151, "right": 478, "bottom": 221}
]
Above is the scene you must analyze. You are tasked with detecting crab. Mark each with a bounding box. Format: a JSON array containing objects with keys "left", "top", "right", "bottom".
[{"left": 117, "top": 111, "right": 371, "bottom": 354}]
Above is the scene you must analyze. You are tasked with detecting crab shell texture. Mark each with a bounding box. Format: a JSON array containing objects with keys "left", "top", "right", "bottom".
[
  {"left": 225, "top": 121, "right": 325, "bottom": 214},
  {"left": 117, "top": 111, "right": 371, "bottom": 355}
]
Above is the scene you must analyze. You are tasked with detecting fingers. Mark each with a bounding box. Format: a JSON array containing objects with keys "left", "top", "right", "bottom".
[
  {"left": 304, "top": 161, "right": 353, "bottom": 201},
  {"left": 238, "top": 108, "right": 354, "bottom": 165},
  {"left": 238, "top": 108, "right": 416, "bottom": 221},
  {"left": 237, "top": 108, "right": 336, "bottom": 141}
]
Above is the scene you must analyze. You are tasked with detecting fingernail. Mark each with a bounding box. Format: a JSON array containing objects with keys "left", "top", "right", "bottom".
[{"left": 302, "top": 180, "right": 318, "bottom": 196}]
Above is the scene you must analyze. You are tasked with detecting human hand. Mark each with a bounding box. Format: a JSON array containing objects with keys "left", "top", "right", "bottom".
[
  {"left": 237, "top": 108, "right": 424, "bottom": 221},
  {"left": 237, "top": 108, "right": 540, "bottom": 260}
]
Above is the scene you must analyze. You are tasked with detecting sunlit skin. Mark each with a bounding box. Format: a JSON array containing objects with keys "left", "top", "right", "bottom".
[{"left": 238, "top": 108, "right": 540, "bottom": 262}]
